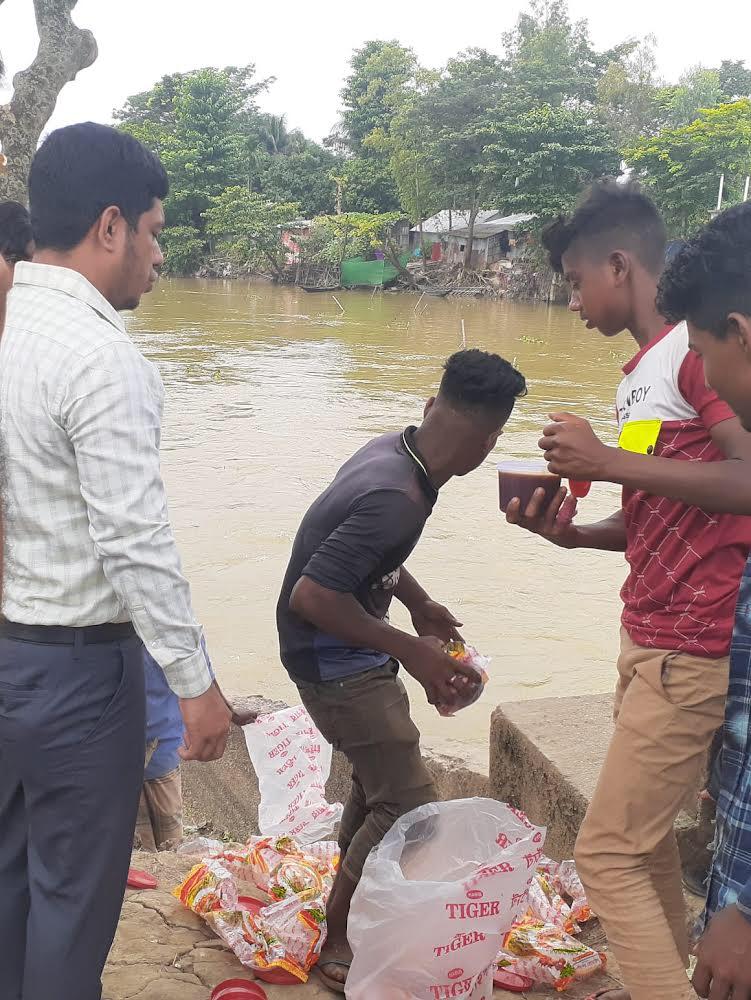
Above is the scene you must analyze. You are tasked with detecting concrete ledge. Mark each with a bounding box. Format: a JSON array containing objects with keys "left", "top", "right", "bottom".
[
  {"left": 182, "top": 695, "right": 489, "bottom": 840},
  {"left": 490, "top": 694, "right": 613, "bottom": 859},
  {"left": 183, "top": 691, "right": 705, "bottom": 868}
]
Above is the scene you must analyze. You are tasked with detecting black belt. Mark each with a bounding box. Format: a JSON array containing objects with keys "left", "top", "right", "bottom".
[{"left": 0, "top": 621, "right": 136, "bottom": 645}]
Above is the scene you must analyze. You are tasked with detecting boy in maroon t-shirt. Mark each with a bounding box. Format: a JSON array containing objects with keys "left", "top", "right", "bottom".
[{"left": 506, "top": 181, "right": 751, "bottom": 1000}]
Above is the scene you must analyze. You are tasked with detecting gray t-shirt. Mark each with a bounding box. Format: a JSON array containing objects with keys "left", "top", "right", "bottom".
[{"left": 277, "top": 428, "right": 437, "bottom": 683}]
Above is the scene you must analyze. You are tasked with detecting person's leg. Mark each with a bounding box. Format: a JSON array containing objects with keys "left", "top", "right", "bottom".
[
  {"left": 337, "top": 770, "right": 367, "bottom": 860},
  {"left": 134, "top": 786, "right": 158, "bottom": 852},
  {"left": 649, "top": 829, "right": 690, "bottom": 965},
  {"left": 0, "top": 752, "right": 29, "bottom": 1000},
  {"left": 141, "top": 768, "right": 183, "bottom": 850},
  {"left": 22, "top": 634, "right": 145, "bottom": 1000},
  {"left": 301, "top": 664, "right": 436, "bottom": 992},
  {"left": 575, "top": 638, "right": 729, "bottom": 1000}
]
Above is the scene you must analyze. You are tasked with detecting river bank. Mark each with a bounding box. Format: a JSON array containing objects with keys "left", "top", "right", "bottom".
[{"left": 195, "top": 256, "right": 563, "bottom": 303}]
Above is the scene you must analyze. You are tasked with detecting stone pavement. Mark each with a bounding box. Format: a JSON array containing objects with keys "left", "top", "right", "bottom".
[{"left": 104, "top": 851, "right": 622, "bottom": 1000}]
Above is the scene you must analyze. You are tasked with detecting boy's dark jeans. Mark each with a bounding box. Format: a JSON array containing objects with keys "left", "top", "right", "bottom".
[{"left": 296, "top": 660, "right": 437, "bottom": 881}]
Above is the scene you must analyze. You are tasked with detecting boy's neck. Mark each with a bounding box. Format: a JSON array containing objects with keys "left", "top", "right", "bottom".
[
  {"left": 627, "top": 273, "right": 668, "bottom": 350},
  {"left": 412, "top": 425, "right": 453, "bottom": 489}
]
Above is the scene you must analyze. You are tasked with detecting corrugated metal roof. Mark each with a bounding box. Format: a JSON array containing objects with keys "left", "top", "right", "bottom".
[
  {"left": 410, "top": 209, "right": 501, "bottom": 233},
  {"left": 448, "top": 214, "right": 536, "bottom": 238}
]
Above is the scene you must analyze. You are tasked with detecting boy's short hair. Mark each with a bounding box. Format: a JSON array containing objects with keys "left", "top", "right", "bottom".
[
  {"left": 542, "top": 179, "right": 667, "bottom": 276},
  {"left": 439, "top": 349, "right": 526, "bottom": 416},
  {"left": 29, "top": 122, "right": 168, "bottom": 252},
  {"left": 0, "top": 201, "right": 33, "bottom": 264},
  {"left": 657, "top": 201, "right": 751, "bottom": 336}
]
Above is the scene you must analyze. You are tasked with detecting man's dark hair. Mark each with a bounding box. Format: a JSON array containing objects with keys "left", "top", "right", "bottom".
[
  {"left": 0, "top": 201, "right": 33, "bottom": 263},
  {"left": 542, "top": 179, "right": 667, "bottom": 276},
  {"left": 439, "top": 349, "right": 526, "bottom": 416},
  {"left": 657, "top": 201, "right": 751, "bottom": 337},
  {"left": 29, "top": 122, "right": 169, "bottom": 251}
]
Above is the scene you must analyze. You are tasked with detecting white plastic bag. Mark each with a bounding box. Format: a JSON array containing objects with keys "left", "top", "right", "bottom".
[
  {"left": 347, "top": 798, "right": 545, "bottom": 1000},
  {"left": 243, "top": 705, "right": 343, "bottom": 844}
]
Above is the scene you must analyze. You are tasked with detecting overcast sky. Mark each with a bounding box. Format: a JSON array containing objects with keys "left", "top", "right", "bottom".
[{"left": 2, "top": 0, "right": 750, "bottom": 142}]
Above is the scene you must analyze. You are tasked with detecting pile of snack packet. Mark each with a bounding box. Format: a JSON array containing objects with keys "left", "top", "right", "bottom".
[
  {"left": 437, "top": 640, "right": 491, "bottom": 716},
  {"left": 173, "top": 835, "right": 339, "bottom": 982},
  {"left": 495, "top": 857, "right": 606, "bottom": 992}
]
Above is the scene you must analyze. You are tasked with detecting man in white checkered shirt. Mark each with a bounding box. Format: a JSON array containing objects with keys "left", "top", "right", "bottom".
[{"left": 0, "top": 124, "right": 232, "bottom": 1000}]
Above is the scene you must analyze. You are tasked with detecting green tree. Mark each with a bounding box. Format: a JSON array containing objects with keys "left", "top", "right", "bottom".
[
  {"left": 657, "top": 66, "right": 723, "bottom": 128},
  {"left": 719, "top": 60, "right": 751, "bottom": 102},
  {"left": 597, "top": 37, "right": 663, "bottom": 147},
  {"left": 300, "top": 212, "right": 402, "bottom": 265},
  {"left": 117, "top": 66, "right": 269, "bottom": 240},
  {"left": 329, "top": 40, "right": 419, "bottom": 214},
  {"left": 337, "top": 39, "right": 418, "bottom": 152},
  {"left": 204, "top": 186, "right": 299, "bottom": 278},
  {"left": 502, "top": 0, "right": 633, "bottom": 110},
  {"left": 257, "top": 141, "right": 339, "bottom": 217},
  {"left": 626, "top": 100, "right": 751, "bottom": 235},
  {"left": 407, "top": 49, "right": 508, "bottom": 270},
  {"left": 159, "top": 226, "right": 205, "bottom": 276},
  {"left": 481, "top": 105, "right": 621, "bottom": 221},
  {"left": 338, "top": 153, "right": 401, "bottom": 213}
]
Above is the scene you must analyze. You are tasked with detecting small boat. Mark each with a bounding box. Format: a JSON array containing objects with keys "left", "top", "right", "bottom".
[{"left": 300, "top": 284, "right": 341, "bottom": 293}]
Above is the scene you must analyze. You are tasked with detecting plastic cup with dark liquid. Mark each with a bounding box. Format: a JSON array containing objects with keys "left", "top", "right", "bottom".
[{"left": 497, "top": 460, "right": 562, "bottom": 514}]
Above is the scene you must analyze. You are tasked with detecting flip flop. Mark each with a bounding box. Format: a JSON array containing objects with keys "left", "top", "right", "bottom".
[
  {"left": 126, "top": 868, "right": 158, "bottom": 890},
  {"left": 315, "top": 960, "right": 350, "bottom": 994},
  {"left": 211, "top": 980, "right": 267, "bottom": 1000}
]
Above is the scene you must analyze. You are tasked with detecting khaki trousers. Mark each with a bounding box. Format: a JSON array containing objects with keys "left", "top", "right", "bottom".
[
  {"left": 575, "top": 629, "right": 729, "bottom": 1000},
  {"left": 296, "top": 661, "right": 437, "bottom": 882}
]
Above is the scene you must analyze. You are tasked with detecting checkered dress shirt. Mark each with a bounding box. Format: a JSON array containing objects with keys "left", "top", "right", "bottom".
[{"left": 0, "top": 262, "right": 211, "bottom": 699}]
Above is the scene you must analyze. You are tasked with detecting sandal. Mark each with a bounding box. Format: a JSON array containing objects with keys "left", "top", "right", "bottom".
[{"left": 315, "top": 960, "right": 350, "bottom": 994}]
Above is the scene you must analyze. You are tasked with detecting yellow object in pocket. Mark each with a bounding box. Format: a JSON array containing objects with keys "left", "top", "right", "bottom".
[{"left": 618, "top": 419, "right": 662, "bottom": 455}]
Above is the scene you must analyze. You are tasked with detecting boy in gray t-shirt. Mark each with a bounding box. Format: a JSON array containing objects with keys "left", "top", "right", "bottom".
[{"left": 276, "top": 349, "right": 527, "bottom": 993}]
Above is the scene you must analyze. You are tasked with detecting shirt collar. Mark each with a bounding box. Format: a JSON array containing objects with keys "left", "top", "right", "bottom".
[
  {"left": 402, "top": 426, "right": 439, "bottom": 501},
  {"left": 13, "top": 261, "right": 128, "bottom": 334},
  {"left": 622, "top": 323, "right": 675, "bottom": 375}
]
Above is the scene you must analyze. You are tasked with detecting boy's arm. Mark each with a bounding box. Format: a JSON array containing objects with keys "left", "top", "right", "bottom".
[
  {"left": 540, "top": 413, "right": 751, "bottom": 516},
  {"left": 290, "top": 579, "right": 475, "bottom": 704},
  {"left": 394, "top": 566, "right": 464, "bottom": 642},
  {"left": 288, "top": 490, "right": 478, "bottom": 705}
]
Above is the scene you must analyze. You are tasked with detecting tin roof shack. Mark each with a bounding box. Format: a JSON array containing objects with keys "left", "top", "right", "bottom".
[
  {"left": 410, "top": 210, "right": 503, "bottom": 260},
  {"left": 445, "top": 214, "right": 536, "bottom": 269},
  {"left": 280, "top": 219, "right": 312, "bottom": 263}
]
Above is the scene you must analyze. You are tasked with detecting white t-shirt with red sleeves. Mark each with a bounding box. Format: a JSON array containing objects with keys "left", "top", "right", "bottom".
[{"left": 617, "top": 321, "right": 751, "bottom": 658}]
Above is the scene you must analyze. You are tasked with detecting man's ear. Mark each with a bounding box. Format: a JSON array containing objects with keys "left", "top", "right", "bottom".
[
  {"left": 94, "top": 205, "right": 124, "bottom": 253},
  {"left": 609, "top": 250, "right": 631, "bottom": 286},
  {"left": 424, "top": 396, "right": 436, "bottom": 418},
  {"left": 729, "top": 312, "right": 751, "bottom": 357}
]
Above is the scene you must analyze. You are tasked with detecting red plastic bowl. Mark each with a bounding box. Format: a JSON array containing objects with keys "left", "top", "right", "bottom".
[
  {"left": 493, "top": 968, "right": 536, "bottom": 992},
  {"left": 234, "top": 897, "right": 302, "bottom": 986},
  {"left": 211, "top": 980, "right": 267, "bottom": 1000}
]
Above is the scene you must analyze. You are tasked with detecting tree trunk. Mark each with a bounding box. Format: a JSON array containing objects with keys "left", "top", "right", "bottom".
[
  {"left": 463, "top": 201, "right": 479, "bottom": 275},
  {"left": 0, "top": 0, "right": 98, "bottom": 203}
]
